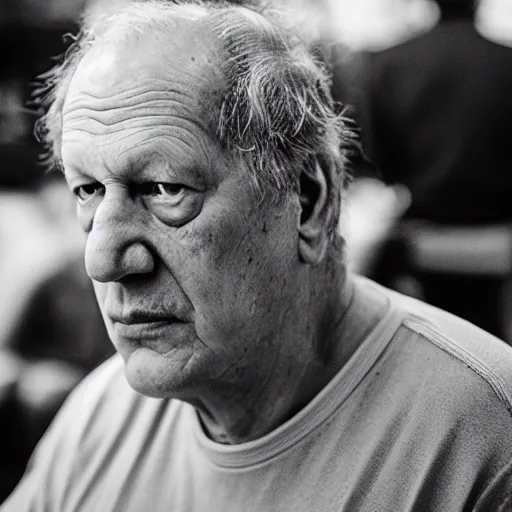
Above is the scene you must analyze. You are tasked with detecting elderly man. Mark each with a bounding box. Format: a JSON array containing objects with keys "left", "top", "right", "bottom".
[{"left": 3, "top": 1, "right": 512, "bottom": 511}]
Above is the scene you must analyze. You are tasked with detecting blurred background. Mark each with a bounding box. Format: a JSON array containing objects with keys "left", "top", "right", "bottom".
[{"left": 1, "top": 0, "right": 512, "bottom": 503}]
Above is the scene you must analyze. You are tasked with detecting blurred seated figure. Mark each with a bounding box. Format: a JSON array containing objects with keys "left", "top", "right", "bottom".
[
  {"left": 0, "top": 17, "right": 114, "bottom": 502},
  {"left": 350, "top": 0, "right": 512, "bottom": 340},
  {"left": 9, "top": 246, "right": 115, "bottom": 442}
]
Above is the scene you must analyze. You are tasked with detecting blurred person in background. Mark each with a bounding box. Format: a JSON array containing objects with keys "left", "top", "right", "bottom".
[
  {"left": 3, "top": 1, "right": 512, "bottom": 510},
  {"left": 348, "top": 0, "right": 512, "bottom": 340},
  {"left": 0, "top": 23, "right": 62, "bottom": 501},
  {"left": 0, "top": 2, "right": 113, "bottom": 502}
]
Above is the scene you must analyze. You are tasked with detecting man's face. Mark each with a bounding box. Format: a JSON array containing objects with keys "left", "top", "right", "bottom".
[{"left": 61, "top": 22, "right": 303, "bottom": 398}]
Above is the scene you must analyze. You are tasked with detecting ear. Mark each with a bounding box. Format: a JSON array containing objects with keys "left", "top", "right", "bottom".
[{"left": 298, "top": 156, "right": 333, "bottom": 265}]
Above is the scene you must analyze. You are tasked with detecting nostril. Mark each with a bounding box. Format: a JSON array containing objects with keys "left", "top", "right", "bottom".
[
  {"left": 124, "top": 243, "right": 155, "bottom": 275},
  {"left": 85, "top": 234, "right": 155, "bottom": 283}
]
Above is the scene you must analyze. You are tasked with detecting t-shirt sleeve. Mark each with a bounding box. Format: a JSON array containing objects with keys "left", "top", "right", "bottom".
[{"left": 1, "top": 356, "right": 123, "bottom": 511}]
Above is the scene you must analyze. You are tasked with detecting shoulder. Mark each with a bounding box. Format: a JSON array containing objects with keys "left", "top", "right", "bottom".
[
  {"left": 365, "top": 277, "right": 512, "bottom": 417},
  {"left": 34, "top": 355, "right": 146, "bottom": 460},
  {"left": 355, "top": 277, "right": 512, "bottom": 498},
  {"left": 1, "top": 355, "right": 184, "bottom": 510},
  {"left": 54, "top": 354, "right": 182, "bottom": 452},
  {"left": 54, "top": 354, "right": 133, "bottom": 427}
]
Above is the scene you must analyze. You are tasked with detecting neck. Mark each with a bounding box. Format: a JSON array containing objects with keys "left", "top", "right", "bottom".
[{"left": 194, "top": 262, "right": 362, "bottom": 445}]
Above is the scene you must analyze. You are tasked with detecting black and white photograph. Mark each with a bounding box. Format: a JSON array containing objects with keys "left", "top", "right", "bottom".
[{"left": 1, "top": 0, "right": 512, "bottom": 510}]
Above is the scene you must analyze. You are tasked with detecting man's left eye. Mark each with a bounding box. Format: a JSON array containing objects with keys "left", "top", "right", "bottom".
[
  {"left": 139, "top": 182, "right": 203, "bottom": 226},
  {"left": 138, "top": 183, "right": 188, "bottom": 198},
  {"left": 73, "top": 182, "right": 105, "bottom": 204},
  {"left": 150, "top": 183, "right": 186, "bottom": 196}
]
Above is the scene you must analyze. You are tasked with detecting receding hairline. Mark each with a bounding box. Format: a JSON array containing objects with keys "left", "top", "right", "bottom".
[
  {"left": 62, "top": 10, "right": 229, "bottom": 111},
  {"left": 52, "top": 1, "right": 289, "bottom": 161},
  {"left": 66, "top": 2, "right": 238, "bottom": 90},
  {"left": 81, "top": 1, "right": 278, "bottom": 49}
]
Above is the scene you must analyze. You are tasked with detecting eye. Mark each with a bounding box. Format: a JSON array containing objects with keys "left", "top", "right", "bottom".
[
  {"left": 145, "top": 183, "right": 187, "bottom": 197},
  {"left": 139, "top": 181, "right": 204, "bottom": 226},
  {"left": 73, "top": 183, "right": 105, "bottom": 204},
  {"left": 138, "top": 182, "right": 190, "bottom": 206}
]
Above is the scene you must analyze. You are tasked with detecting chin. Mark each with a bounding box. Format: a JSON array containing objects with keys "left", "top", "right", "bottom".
[{"left": 123, "top": 345, "right": 199, "bottom": 398}]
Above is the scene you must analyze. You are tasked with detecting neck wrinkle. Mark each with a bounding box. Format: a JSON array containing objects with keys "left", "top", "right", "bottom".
[
  {"left": 313, "top": 268, "right": 354, "bottom": 366},
  {"left": 196, "top": 265, "right": 354, "bottom": 446}
]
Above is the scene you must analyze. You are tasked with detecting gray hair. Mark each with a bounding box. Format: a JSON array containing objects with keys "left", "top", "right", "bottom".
[{"left": 33, "top": 0, "right": 361, "bottom": 248}]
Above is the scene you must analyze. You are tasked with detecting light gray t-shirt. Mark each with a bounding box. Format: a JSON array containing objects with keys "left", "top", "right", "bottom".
[{"left": 4, "top": 276, "right": 512, "bottom": 511}]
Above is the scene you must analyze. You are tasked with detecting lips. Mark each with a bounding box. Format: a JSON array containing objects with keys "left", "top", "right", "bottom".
[
  {"left": 108, "top": 310, "right": 180, "bottom": 325},
  {"left": 107, "top": 310, "right": 187, "bottom": 342}
]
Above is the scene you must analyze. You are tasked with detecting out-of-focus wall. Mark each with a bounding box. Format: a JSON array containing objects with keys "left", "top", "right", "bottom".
[
  {"left": 479, "top": 0, "right": 512, "bottom": 45},
  {"left": 328, "top": 0, "right": 512, "bottom": 50},
  {"left": 328, "top": 0, "right": 435, "bottom": 50}
]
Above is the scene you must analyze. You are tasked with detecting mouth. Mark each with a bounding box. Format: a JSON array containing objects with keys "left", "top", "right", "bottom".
[
  {"left": 108, "top": 311, "right": 187, "bottom": 342},
  {"left": 108, "top": 308, "right": 185, "bottom": 324}
]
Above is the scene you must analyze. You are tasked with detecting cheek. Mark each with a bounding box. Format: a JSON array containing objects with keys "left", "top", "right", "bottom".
[{"left": 169, "top": 202, "right": 299, "bottom": 344}]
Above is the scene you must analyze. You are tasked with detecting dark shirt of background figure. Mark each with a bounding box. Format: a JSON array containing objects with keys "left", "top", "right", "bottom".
[{"left": 338, "top": 0, "right": 512, "bottom": 340}]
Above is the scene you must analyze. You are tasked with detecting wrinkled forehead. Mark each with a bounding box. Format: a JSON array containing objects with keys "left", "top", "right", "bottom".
[{"left": 63, "top": 14, "right": 227, "bottom": 127}]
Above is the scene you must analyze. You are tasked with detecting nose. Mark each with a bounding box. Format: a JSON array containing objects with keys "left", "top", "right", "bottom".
[{"left": 84, "top": 191, "right": 155, "bottom": 282}]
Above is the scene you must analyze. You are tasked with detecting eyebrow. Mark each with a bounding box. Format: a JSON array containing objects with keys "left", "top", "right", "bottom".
[{"left": 124, "top": 148, "right": 211, "bottom": 187}]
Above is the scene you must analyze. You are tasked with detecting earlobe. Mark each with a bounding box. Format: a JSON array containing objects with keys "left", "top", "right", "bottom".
[{"left": 297, "top": 157, "right": 331, "bottom": 265}]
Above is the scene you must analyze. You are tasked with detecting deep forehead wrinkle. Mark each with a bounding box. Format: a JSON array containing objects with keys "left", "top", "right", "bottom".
[
  {"left": 64, "top": 78, "right": 193, "bottom": 110},
  {"left": 63, "top": 68, "right": 224, "bottom": 148},
  {"left": 63, "top": 88, "right": 205, "bottom": 134}
]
